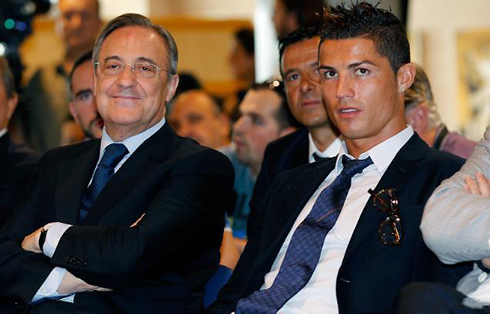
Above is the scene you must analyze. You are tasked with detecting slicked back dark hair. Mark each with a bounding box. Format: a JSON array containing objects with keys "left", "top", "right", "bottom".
[
  {"left": 279, "top": 27, "right": 320, "bottom": 77},
  {"left": 321, "top": 2, "right": 410, "bottom": 74},
  {"left": 235, "top": 28, "right": 255, "bottom": 56},
  {"left": 249, "top": 80, "right": 302, "bottom": 130},
  {"left": 281, "top": 0, "right": 325, "bottom": 30},
  {"left": 69, "top": 50, "right": 93, "bottom": 93}
]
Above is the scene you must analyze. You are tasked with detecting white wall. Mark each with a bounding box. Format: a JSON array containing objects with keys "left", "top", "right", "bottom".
[{"left": 409, "top": 0, "right": 490, "bottom": 138}]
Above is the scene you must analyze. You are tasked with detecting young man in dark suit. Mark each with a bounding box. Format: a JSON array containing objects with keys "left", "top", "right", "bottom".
[
  {"left": 208, "top": 3, "right": 469, "bottom": 313},
  {"left": 0, "top": 14, "right": 234, "bottom": 313},
  {"left": 0, "top": 57, "right": 38, "bottom": 227}
]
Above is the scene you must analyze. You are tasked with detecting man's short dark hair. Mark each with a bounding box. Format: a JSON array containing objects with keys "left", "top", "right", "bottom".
[
  {"left": 250, "top": 80, "right": 302, "bottom": 130},
  {"left": 321, "top": 2, "right": 410, "bottom": 74},
  {"left": 280, "top": 0, "right": 324, "bottom": 29},
  {"left": 278, "top": 27, "right": 320, "bottom": 77},
  {"left": 234, "top": 28, "right": 254, "bottom": 56},
  {"left": 0, "top": 57, "right": 15, "bottom": 99},
  {"left": 93, "top": 13, "right": 178, "bottom": 79},
  {"left": 69, "top": 50, "right": 93, "bottom": 93}
]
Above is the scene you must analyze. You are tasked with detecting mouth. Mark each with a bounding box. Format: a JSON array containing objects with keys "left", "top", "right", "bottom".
[
  {"left": 301, "top": 99, "right": 322, "bottom": 107},
  {"left": 338, "top": 107, "right": 360, "bottom": 117}
]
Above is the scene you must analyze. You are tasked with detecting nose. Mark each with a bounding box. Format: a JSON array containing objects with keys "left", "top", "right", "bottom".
[
  {"left": 70, "top": 13, "right": 82, "bottom": 30},
  {"left": 116, "top": 65, "right": 137, "bottom": 88},
  {"left": 335, "top": 75, "right": 353, "bottom": 100},
  {"left": 233, "top": 116, "right": 248, "bottom": 135}
]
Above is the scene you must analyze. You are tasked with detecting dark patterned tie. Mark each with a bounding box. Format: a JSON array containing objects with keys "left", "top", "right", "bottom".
[
  {"left": 78, "top": 143, "right": 129, "bottom": 224},
  {"left": 236, "top": 155, "right": 373, "bottom": 314}
]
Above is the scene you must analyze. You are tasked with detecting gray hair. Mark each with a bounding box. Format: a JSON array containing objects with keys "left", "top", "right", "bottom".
[
  {"left": 92, "top": 13, "right": 178, "bottom": 79},
  {"left": 0, "top": 57, "right": 15, "bottom": 99},
  {"left": 404, "top": 63, "right": 442, "bottom": 128}
]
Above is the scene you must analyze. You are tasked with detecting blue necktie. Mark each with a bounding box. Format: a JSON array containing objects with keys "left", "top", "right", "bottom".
[
  {"left": 236, "top": 155, "right": 373, "bottom": 314},
  {"left": 78, "top": 143, "right": 128, "bottom": 224}
]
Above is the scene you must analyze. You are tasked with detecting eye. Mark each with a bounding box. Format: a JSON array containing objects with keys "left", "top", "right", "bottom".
[
  {"left": 286, "top": 73, "right": 300, "bottom": 82},
  {"left": 321, "top": 69, "right": 337, "bottom": 79},
  {"left": 355, "top": 68, "right": 369, "bottom": 76}
]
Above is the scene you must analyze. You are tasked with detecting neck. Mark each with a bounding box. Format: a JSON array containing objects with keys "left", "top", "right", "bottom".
[
  {"left": 250, "top": 163, "right": 261, "bottom": 180},
  {"left": 345, "top": 126, "right": 406, "bottom": 159},
  {"left": 423, "top": 126, "right": 441, "bottom": 148},
  {"left": 309, "top": 125, "right": 336, "bottom": 152}
]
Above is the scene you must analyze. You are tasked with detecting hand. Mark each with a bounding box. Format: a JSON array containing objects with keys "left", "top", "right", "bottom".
[
  {"left": 464, "top": 173, "right": 490, "bottom": 197},
  {"left": 482, "top": 258, "right": 490, "bottom": 269},
  {"left": 21, "top": 226, "right": 43, "bottom": 253},
  {"left": 57, "top": 271, "right": 112, "bottom": 295},
  {"left": 131, "top": 213, "right": 145, "bottom": 227}
]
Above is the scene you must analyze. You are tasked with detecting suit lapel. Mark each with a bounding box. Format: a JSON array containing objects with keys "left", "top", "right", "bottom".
[
  {"left": 55, "top": 142, "right": 99, "bottom": 224},
  {"left": 343, "top": 134, "right": 428, "bottom": 261},
  {"left": 267, "top": 158, "right": 337, "bottom": 245},
  {"left": 82, "top": 124, "right": 176, "bottom": 225}
]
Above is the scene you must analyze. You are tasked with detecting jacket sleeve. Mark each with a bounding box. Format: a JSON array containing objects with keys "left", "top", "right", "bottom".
[{"left": 421, "top": 126, "right": 490, "bottom": 265}]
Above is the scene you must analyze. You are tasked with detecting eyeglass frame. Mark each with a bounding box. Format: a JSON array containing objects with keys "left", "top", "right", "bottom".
[
  {"left": 368, "top": 188, "right": 403, "bottom": 247},
  {"left": 94, "top": 60, "right": 170, "bottom": 79}
]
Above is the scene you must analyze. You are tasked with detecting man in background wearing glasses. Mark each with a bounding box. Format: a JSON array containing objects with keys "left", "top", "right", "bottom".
[
  {"left": 0, "top": 13, "right": 234, "bottom": 313},
  {"left": 208, "top": 3, "right": 470, "bottom": 314}
]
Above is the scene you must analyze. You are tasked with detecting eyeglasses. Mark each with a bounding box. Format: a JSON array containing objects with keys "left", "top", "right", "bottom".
[
  {"left": 94, "top": 60, "right": 168, "bottom": 79},
  {"left": 368, "top": 188, "right": 403, "bottom": 246}
]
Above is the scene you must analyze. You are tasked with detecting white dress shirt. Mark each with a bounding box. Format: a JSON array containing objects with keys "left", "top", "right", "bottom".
[
  {"left": 33, "top": 118, "right": 166, "bottom": 302},
  {"left": 308, "top": 133, "right": 342, "bottom": 164},
  {"left": 260, "top": 126, "right": 414, "bottom": 314}
]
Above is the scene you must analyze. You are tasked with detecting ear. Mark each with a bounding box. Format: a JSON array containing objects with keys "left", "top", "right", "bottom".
[
  {"left": 165, "top": 74, "right": 180, "bottom": 103},
  {"left": 405, "top": 103, "right": 429, "bottom": 134},
  {"left": 69, "top": 102, "right": 81, "bottom": 125},
  {"left": 6, "top": 93, "right": 18, "bottom": 121},
  {"left": 397, "top": 63, "right": 416, "bottom": 94}
]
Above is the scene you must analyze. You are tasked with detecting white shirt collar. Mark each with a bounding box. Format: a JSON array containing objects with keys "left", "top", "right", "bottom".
[
  {"left": 0, "top": 128, "right": 7, "bottom": 139},
  {"left": 99, "top": 118, "right": 166, "bottom": 158},
  {"left": 308, "top": 132, "right": 342, "bottom": 163},
  {"left": 334, "top": 125, "right": 414, "bottom": 174}
]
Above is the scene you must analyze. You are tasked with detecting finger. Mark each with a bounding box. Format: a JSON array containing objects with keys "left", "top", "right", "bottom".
[
  {"left": 465, "top": 175, "right": 480, "bottom": 195},
  {"left": 476, "top": 173, "right": 490, "bottom": 197}
]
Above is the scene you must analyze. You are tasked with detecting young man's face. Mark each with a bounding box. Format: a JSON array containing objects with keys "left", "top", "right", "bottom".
[
  {"left": 319, "top": 38, "right": 409, "bottom": 148},
  {"left": 282, "top": 36, "right": 328, "bottom": 129}
]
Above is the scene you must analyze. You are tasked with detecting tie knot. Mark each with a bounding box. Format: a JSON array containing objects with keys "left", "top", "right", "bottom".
[
  {"left": 99, "top": 143, "right": 129, "bottom": 168},
  {"left": 341, "top": 155, "right": 373, "bottom": 178}
]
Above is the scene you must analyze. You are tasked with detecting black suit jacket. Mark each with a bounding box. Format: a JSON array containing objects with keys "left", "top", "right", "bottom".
[
  {"left": 0, "top": 124, "right": 235, "bottom": 314},
  {"left": 247, "top": 128, "right": 309, "bottom": 236},
  {"left": 208, "top": 133, "right": 470, "bottom": 314},
  {"left": 0, "top": 133, "right": 38, "bottom": 227}
]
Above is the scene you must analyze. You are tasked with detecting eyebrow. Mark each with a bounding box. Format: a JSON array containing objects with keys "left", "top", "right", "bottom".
[
  {"left": 75, "top": 89, "right": 92, "bottom": 98},
  {"left": 284, "top": 61, "right": 319, "bottom": 76},
  {"left": 319, "top": 60, "right": 377, "bottom": 71},
  {"left": 103, "top": 56, "right": 159, "bottom": 66}
]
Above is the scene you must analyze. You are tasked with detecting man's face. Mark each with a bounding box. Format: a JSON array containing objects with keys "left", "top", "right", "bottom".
[
  {"left": 233, "top": 89, "right": 283, "bottom": 170},
  {"left": 228, "top": 39, "right": 254, "bottom": 81},
  {"left": 282, "top": 36, "right": 328, "bottom": 129},
  {"left": 58, "top": 0, "right": 101, "bottom": 53},
  {"left": 170, "top": 92, "right": 230, "bottom": 149},
  {"left": 0, "top": 74, "right": 17, "bottom": 131},
  {"left": 95, "top": 26, "right": 178, "bottom": 140},
  {"left": 69, "top": 60, "right": 103, "bottom": 139},
  {"left": 319, "top": 38, "right": 407, "bottom": 146},
  {"left": 272, "top": 0, "right": 293, "bottom": 40}
]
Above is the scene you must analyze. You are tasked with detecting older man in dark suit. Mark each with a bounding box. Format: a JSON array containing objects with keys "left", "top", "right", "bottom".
[
  {"left": 0, "top": 14, "right": 234, "bottom": 313},
  {"left": 208, "top": 3, "right": 469, "bottom": 314},
  {"left": 0, "top": 57, "right": 38, "bottom": 227}
]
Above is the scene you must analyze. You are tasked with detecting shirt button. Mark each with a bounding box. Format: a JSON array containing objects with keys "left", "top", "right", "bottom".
[{"left": 478, "top": 272, "right": 488, "bottom": 283}]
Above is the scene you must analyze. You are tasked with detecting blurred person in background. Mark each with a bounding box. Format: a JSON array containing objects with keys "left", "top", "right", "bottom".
[{"left": 272, "top": 0, "right": 325, "bottom": 40}]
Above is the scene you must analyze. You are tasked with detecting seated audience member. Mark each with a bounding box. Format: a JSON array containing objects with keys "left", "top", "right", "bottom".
[
  {"left": 0, "top": 57, "right": 38, "bottom": 227},
  {"left": 170, "top": 90, "right": 231, "bottom": 149},
  {"left": 405, "top": 63, "right": 477, "bottom": 159},
  {"left": 225, "top": 27, "right": 255, "bottom": 119},
  {"left": 248, "top": 27, "right": 341, "bottom": 236},
  {"left": 18, "top": 0, "right": 102, "bottom": 152},
  {"left": 208, "top": 3, "right": 470, "bottom": 313},
  {"left": 272, "top": 0, "right": 324, "bottom": 40},
  {"left": 68, "top": 50, "right": 104, "bottom": 140},
  {"left": 0, "top": 13, "right": 234, "bottom": 313},
  {"left": 395, "top": 126, "right": 490, "bottom": 313},
  {"left": 221, "top": 81, "right": 299, "bottom": 251}
]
